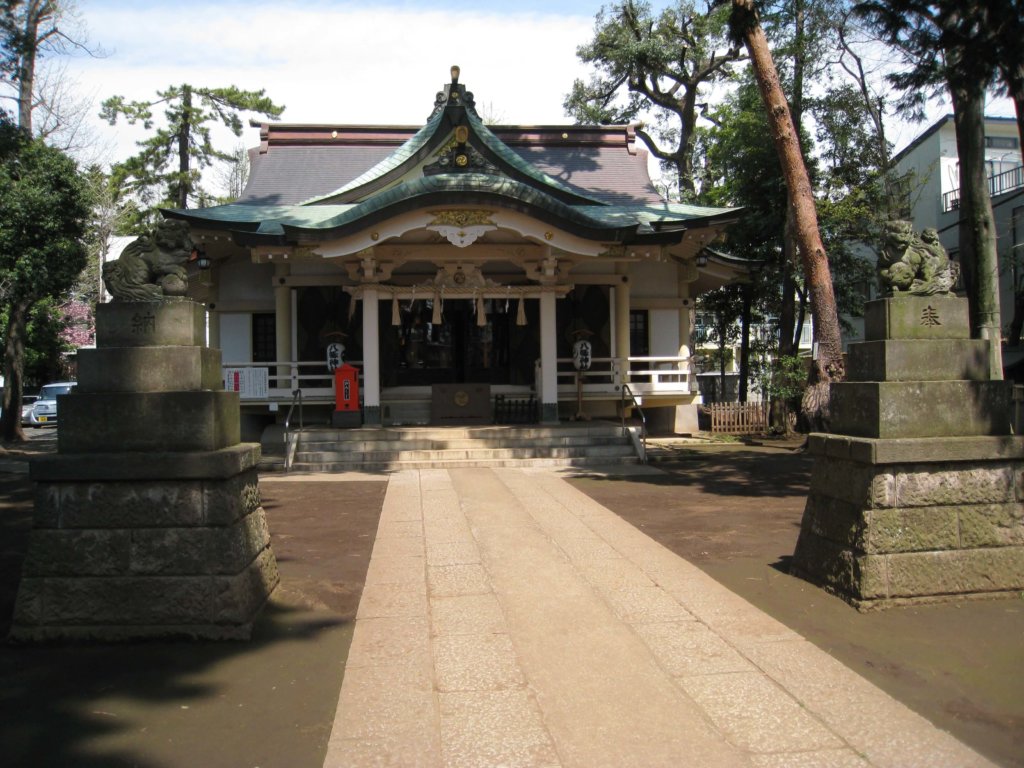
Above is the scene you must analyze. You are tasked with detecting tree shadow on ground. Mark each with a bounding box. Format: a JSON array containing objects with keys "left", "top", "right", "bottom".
[
  {"left": 0, "top": 475, "right": 386, "bottom": 768},
  {"left": 566, "top": 448, "right": 813, "bottom": 499},
  {"left": 0, "top": 603, "right": 345, "bottom": 767}
]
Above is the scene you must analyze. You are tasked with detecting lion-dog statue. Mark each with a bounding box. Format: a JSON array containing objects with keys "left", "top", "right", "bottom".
[
  {"left": 103, "top": 219, "right": 195, "bottom": 302},
  {"left": 878, "top": 220, "right": 959, "bottom": 296}
]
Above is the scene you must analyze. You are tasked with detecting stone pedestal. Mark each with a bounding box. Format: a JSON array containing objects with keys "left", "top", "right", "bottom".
[
  {"left": 9, "top": 300, "right": 279, "bottom": 641},
  {"left": 791, "top": 296, "right": 1024, "bottom": 609}
]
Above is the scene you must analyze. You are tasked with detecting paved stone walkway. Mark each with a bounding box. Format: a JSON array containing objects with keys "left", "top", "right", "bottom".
[{"left": 321, "top": 467, "right": 995, "bottom": 768}]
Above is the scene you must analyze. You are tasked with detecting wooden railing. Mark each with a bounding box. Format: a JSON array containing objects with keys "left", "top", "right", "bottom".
[
  {"left": 547, "top": 355, "right": 695, "bottom": 399},
  {"left": 221, "top": 360, "right": 363, "bottom": 401},
  {"left": 702, "top": 402, "right": 768, "bottom": 434},
  {"left": 223, "top": 354, "right": 695, "bottom": 405}
]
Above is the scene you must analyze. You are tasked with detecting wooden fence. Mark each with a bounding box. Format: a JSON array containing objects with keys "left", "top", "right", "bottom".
[{"left": 702, "top": 402, "right": 769, "bottom": 435}]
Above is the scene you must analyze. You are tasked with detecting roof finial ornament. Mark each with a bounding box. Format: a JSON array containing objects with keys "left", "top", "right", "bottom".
[{"left": 431, "top": 65, "right": 475, "bottom": 116}]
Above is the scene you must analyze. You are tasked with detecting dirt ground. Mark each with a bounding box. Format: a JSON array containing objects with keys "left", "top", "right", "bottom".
[
  {"left": 0, "top": 436, "right": 1022, "bottom": 767},
  {"left": 566, "top": 444, "right": 1024, "bottom": 768},
  {"left": 0, "top": 456, "right": 386, "bottom": 768}
]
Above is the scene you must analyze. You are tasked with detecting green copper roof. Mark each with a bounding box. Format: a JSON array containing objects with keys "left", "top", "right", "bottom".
[
  {"left": 166, "top": 181, "right": 739, "bottom": 245},
  {"left": 165, "top": 72, "right": 742, "bottom": 247},
  {"left": 300, "top": 77, "right": 606, "bottom": 208},
  {"left": 300, "top": 110, "right": 446, "bottom": 205}
]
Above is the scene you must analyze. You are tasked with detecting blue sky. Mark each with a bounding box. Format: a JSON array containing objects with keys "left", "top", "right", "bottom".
[
  {"left": 65, "top": 1, "right": 1015, "bottom": 182},
  {"left": 73, "top": 0, "right": 602, "bottom": 166}
]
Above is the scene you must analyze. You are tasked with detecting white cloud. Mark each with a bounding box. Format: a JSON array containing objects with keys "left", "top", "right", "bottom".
[{"left": 72, "top": 1, "right": 596, "bottom": 169}]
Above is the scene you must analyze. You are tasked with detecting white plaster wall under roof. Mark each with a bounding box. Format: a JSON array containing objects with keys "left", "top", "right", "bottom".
[
  {"left": 217, "top": 260, "right": 274, "bottom": 306},
  {"left": 630, "top": 259, "right": 685, "bottom": 299}
]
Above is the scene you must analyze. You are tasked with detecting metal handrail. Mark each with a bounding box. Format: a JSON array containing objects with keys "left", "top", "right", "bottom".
[
  {"left": 942, "top": 163, "right": 1023, "bottom": 212},
  {"left": 620, "top": 383, "right": 647, "bottom": 464},
  {"left": 283, "top": 389, "right": 303, "bottom": 472}
]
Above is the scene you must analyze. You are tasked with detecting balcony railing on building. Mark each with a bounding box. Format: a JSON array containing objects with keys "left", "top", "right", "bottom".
[{"left": 942, "top": 164, "right": 1024, "bottom": 212}]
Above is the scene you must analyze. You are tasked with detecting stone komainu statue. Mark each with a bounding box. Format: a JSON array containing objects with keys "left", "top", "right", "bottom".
[
  {"left": 878, "top": 220, "right": 960, "bottom": 296},
  {"left": 103, "top": 219, "right": 194, "bottom": 301}
]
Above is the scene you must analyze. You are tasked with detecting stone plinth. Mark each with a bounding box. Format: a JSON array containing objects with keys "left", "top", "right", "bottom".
[
  {"left": 863, "top": 295, "right": 969, "bottom": 340},
  {"left": 791, "top": 296, "right": 1024, "bottom": 609},
  {"left": 791, "top": 434, "right": 1024, "bottom": 609},
  {"left": 9, "top": 300, "right": 279, "bottom": 642},
  {"left": 829, "top": 381, "right": 1012, "bottom": 439}
]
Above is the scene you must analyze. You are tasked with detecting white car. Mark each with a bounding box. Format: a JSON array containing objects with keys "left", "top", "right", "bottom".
[
  {"left": 28, "top": 382, "right": 77, "bottom": 427},
  {"left": 20, "top": 395, "right": 39, "bottom": 426}
]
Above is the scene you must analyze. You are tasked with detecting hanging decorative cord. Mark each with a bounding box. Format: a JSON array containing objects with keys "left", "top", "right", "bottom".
[{"left": 432, "top": 288, "right": 443, "bottom": 324}]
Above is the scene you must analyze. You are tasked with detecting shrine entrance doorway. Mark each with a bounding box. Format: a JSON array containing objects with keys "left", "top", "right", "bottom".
[{"left": 385, "top": 299, "right": 538, "bottom": 388}]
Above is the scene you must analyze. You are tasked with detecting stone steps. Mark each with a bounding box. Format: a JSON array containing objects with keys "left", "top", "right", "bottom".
[{"left": 284, "top": 422, "right": 640, "bottom": 472}]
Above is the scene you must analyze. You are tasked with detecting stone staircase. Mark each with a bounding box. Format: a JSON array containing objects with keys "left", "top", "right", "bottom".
[{"left": 281, "top": 421, "right": 642, "bottom": 472}]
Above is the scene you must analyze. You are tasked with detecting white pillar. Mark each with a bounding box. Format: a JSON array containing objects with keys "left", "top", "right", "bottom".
[
  {"left": 615, "top": 263, "right": 631, "bottom": 359},
  {"left": 678, "top": 278, "right": 693, "bottom": 360},
  {"left": 207, "top": 309, "right": 220, "bottom": 351},
  {"left": 273, "top": 264, "right": 292, "bottom": 386},
  {"left": 206, "top": 265, "right": 220, "bottom": 350},
  {"left": 361, "top": 286, "right": 381, "bottom": 425},
  {"left": 675, "top": 273, "right": 701, "bottom": 435},
  {"left": 539, "top": 291, "right": 559, "bottom": 424}
]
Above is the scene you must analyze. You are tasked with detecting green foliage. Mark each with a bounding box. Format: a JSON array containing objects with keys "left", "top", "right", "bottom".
[
  {"left": 101, "top": 83, "right": 284, "bottom": 210},
  {"left": 699, "top": 58, "right": 885, "bottom": 336},
  {"left": 698, "top": 74, "right": 802, "bottom": 337},
  {"left": 0, "top": 111, "right": 90, "bottom": 437},
  {"left": 22, "top": 297, "right": 70, "bottom": 385},
  {"left": 854, "top": 1, "right": 1000, "bottom": 120},
  {"left": 857, "top": 0, "right": 1009, "bottom": 358},
  {"left": 751, "top": 353, "right": 805, "bottom": 401},
  {"left": 697, "top": 284, "right": 745, "bottom": 351},
  {"left": 565, "top": 0, "right": 741, "bottom": 199},
  {"left": 0, "top": 115, "right": 91, "bottom": 303},
  {"left": 696, "top": 283, "right": 745, "bottom": 400}
]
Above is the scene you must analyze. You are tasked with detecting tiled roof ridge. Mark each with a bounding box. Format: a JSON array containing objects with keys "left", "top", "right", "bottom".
[
  {"left": 254, "top": 121, "right": 638, "bottom": 152},
  {"left": 297, "top": 74, "right": 613, "bottom": 207}
]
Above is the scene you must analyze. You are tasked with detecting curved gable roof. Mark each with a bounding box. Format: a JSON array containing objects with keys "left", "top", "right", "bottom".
[
  {"left": 300, "top": 81, "right": 606, "bottom": 207},
  {"left": 168, "top": 69, "right": 741, "bottom": 247}
]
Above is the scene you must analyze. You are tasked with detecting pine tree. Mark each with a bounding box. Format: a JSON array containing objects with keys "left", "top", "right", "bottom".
[
  {"left": 856, "top": 0, "right": 1005, "bottom": 377},
  {"left": 101, "top": 84, "right": 284, "bottom": 210},
  {"left": 727, "top": 0, "right": 846, "bottom": 428}
]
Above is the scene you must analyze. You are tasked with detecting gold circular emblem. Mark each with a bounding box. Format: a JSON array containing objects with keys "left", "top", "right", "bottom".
[
  {"left": 455, "top": 126, "right": 469, "bottom": 143},
  {"left": 453, "top": 270, "right": 466, "bottom": 285},
  {"left": 455, "top": 154, "right": 469, "bottom": 167},
  {"left": 454, "top": 390, "right": 470, "bottom": 407}
]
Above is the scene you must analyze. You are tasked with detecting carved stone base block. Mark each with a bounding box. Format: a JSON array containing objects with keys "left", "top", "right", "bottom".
[
  {"left": 791, "top": 434, "right": 1024, "bottom": 610},
  {"left": 792, "top": 295, "right": 1024, "bottom": 609},
  {"left": 9, "top": 451, "right": 279, "bottom": 641},
  {"left": 9, "top": 299, "right": 280, "bottom": 642}
]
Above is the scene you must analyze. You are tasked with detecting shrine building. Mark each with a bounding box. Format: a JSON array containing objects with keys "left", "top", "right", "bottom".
[{"left": 167, "top": 67, "right": 751, "bottom": 434}]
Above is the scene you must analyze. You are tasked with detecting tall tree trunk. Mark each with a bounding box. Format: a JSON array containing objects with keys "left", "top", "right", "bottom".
[
  {"left": 1, "top": 299, "right": 31, "bottom": 442},
  {"left": 734, "top": 0, "right": 845, "bottom": 429},
  {"left": 951, "top": 85, "right": 1003, "bottom": 379},
  {"left": 717, "top": 321, "right": 728, "bottom": 402},
  {"left": 771, "top": 235, "right": 798, "bottom": 432},
  {"left": 739, "top": 281, "right": 752, "bottom": 402},
  {"left": 177, "top": 84, "right": 192, "bottom": 208},
  {"left": 16, "top": 1, "right": 42, "bottom": 134}
]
